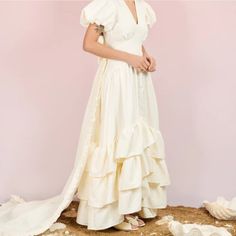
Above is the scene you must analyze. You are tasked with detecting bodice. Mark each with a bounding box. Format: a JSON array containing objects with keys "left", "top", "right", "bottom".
[
  {"left": 104, "top": 0, "right": 149, "bottom": 56},
  {"left": 80, "top": 0, "right": 157, "bottom": 57}
]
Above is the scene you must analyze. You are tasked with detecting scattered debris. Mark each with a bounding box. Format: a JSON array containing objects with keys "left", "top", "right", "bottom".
[
  {"left": 39, "top": 202, "right": 236, "bottom": 236},
  {"left": 49, "top": 222, "right": 66, "bottom": 232},
  {"left": 224, "top": 224, "right": 233, "bottom": 228},
  {"left": 62, "top": 208, "right": 77, "bottom": 218},
  {"left": 155, "top": 215, "right": 174, "bottom": 225}
]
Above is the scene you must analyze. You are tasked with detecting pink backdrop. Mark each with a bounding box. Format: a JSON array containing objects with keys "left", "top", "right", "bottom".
[{"left": 0, "top": 1, "right": 236, "bottom": 207}]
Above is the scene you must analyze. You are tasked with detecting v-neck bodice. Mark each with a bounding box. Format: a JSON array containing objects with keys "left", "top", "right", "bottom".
[
  {"left": 80, "top": 0, "right": 157, "bottom": 56},
  {"left": 122, "top": 0, "right": 139, "bottom": 25}
]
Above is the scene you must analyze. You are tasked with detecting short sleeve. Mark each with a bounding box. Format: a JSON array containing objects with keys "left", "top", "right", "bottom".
[
  {"left": 143, "top": 1, "right": 157, "bottom": 28},
  {"left": 80, "top": 0, "right": 117, "bottom": 32}
]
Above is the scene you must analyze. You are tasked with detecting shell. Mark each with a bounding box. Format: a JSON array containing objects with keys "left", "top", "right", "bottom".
[
  {"left": 168, "top": 220, "right": 232, "bottom": 236},
  {"left": 155, "top": 215, "right": 174, "bottom": 225},
  {"left": 49, "top": 222, "right": 66, "bottom": 232},
  {"left": 203, "top": 197, "right": 236, "bottom": 220}
]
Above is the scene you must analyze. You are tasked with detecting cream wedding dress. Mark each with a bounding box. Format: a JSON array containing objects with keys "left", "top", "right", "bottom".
[{"left": 0, "top": 0, "right": 171, "bottom": 235}]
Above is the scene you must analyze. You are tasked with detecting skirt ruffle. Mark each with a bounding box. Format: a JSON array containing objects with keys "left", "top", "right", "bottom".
[{"left": 76, "top": 117, "right": 171, "bottom": 230}]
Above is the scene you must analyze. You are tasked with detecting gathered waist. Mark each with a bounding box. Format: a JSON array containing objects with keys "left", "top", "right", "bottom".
[
  {"left": 97, "top": 41, "right": 144, "bottom": 73},
  {"left": 105, "top": 39, "right": 143, "bottom": 55},
  {"left": 104, "top": 48, "right": 142, "bottom": 68}
]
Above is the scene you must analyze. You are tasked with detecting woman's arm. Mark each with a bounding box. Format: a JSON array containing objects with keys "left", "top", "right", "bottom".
[{"left": 83, "top": 23, "right": 150, "bottom": 72}]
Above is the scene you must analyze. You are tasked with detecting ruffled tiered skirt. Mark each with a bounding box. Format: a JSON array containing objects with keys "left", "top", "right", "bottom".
[{"left": 76, "top": 60, "right": 171, "bottom": 230}]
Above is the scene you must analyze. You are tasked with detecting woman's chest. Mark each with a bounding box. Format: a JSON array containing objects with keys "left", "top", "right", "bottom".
[{"left": 105, "top": 0, "right": 149, "bottom": 43}]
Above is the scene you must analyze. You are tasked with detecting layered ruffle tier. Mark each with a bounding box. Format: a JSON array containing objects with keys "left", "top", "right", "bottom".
[{"left": 76, "top": 117, "right": 171, "bottom": 230}]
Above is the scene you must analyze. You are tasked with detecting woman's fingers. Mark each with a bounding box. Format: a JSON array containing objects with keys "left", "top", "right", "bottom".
[
  {"left": 148, "top": 57, "right": 157, "bottom": 72},
  {"left": 133, "top": 55, "right": 154, "bottom": 73},
  {"left": 143, "top": 57, "right": 150, "bottom": 69},
  {"left": 140, "top": 57, "right": 151, "bottom": 72},
  {"left": 148, "top": 57, "right": 154, "bottom": 70},
  {"left": 141, "top": 63, "right": 148, "bottom": 71},
  {"left": 134, "top": 56, "right": 157, "bottom": 73},
  {"left": 149, "top": 67, "right": 156, "bottom": 72},
  {"left": 136, "top": 66, "right": 146, "bottom": 73}
]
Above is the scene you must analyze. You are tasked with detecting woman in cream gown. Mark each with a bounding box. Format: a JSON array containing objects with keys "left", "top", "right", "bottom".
[{"left": 0, "top": 0, "right": 171, "bottom": 234}]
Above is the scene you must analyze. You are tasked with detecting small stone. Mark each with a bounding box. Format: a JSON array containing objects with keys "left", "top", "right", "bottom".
[{"left": 65, "top": 231, "right": 70, "bottom": 235}]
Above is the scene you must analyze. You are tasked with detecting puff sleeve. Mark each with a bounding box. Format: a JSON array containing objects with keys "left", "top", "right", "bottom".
[
  {"left": 143, "top": 1, "right": 157, "bottom": 28},
  {"left": 80, "top": 0, "right": 117, "bottom": 32}
]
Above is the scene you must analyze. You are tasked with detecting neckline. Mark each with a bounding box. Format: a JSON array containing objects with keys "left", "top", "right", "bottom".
[{"left": 122, "top": 0, "right": 139, "bottom": 25}]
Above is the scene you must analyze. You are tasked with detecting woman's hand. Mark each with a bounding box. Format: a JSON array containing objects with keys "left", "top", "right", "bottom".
[
  {"left": 147, "top": 56, "right": 156, "bottom": 72},
  {"left": 142, "top": 45, "right": 157, "bottom": 72},
  {"left": 125, "top": 54, "right": 151, "bottom": 73},
  {"left": 143, "top": 53, "right": 156, "bottom": 72}
]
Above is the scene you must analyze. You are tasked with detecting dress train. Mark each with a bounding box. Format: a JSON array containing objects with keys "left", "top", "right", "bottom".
[{"left": 0, "top": 57, "right": 108, "bottom": 236}]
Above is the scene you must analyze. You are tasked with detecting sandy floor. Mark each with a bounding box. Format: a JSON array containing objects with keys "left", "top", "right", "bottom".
[{"left": 40, "top": 201, "right": 236, "bottom": 236}]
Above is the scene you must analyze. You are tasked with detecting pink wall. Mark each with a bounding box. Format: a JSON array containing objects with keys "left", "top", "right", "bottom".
[{"left": 0, "top": 1, "right": 236, "bottom": 207}]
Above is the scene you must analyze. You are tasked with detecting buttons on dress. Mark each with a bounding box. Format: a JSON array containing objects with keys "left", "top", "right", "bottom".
[{"left": 138, "top": 76, "right": 145, "bottom": 117}]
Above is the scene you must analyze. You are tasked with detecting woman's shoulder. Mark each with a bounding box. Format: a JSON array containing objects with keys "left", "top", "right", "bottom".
[
  {"left": 80, "top": 0, "right": 118, "bottom": 32},
  {"left": 139, "top": 0, "right": 157, "bottom": 28},
  {"left": 83, "top": 0, "right": 117, "bottom": 8}
]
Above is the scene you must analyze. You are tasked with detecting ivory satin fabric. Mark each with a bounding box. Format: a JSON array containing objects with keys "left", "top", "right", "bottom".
[{"left": 0, "top": 0, "right": 171, "bottom": 235}]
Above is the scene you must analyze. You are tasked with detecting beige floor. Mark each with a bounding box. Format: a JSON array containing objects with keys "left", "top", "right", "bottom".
[{"left": 40, "top": 201, "right": 236, "bottom": 236}]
